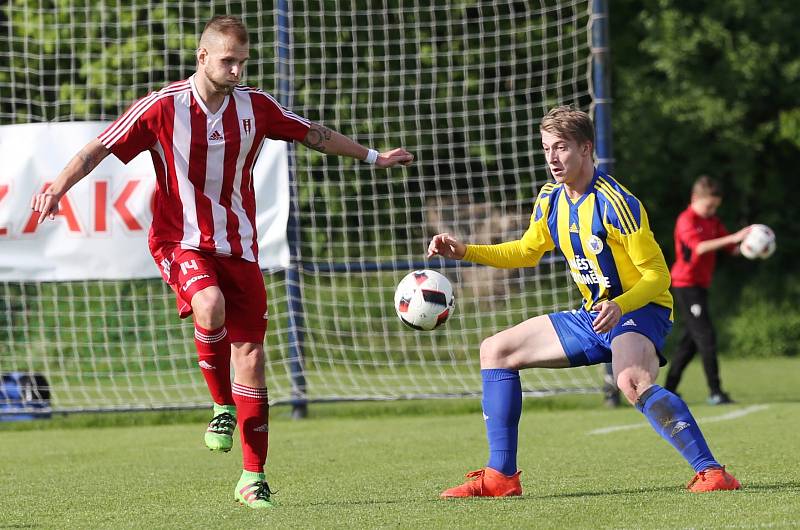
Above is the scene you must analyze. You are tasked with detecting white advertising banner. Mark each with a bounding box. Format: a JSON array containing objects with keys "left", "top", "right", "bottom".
[{"left": 0, "top": 122, "right": 291, "bottom": 281}]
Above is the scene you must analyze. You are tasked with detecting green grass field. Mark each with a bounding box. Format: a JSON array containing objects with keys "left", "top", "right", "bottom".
[{"left": 1, "top": 357, "right": 798, "bottom": 529}]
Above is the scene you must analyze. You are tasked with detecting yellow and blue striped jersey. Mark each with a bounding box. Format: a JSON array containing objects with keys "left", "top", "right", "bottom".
[{"left": 463, "top": 169, "right": 673, "bottom": 316}]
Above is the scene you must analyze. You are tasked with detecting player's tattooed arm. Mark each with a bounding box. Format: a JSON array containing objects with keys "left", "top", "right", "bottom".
[
  {"left": 31, "top": 138, "right": 110, "bottom": 222},
  {"left": 67, "top": 139, "right": 111, "bottom": 178},
  {"left": 77, "top": 147, "right": 101, "bottom": 174},
  {"left": 299, "top": 122, "right": 413, "bottom": 166},
  {"left": 39, "top": 139, "right": 110, "bottom": 202},
  {"left": 300, "top": 123, "right": 373, "bottom": 160},
  {"left": 302, "top": 123, "right": 333, "bottom": 153}
]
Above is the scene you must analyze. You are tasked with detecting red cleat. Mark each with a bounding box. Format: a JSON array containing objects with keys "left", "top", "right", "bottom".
[
  {"left": 687, "top": 466, "right": 741, "bottom": 492},
  {"left": 440, "top": 468, "right": 522, "bottom": 498}
]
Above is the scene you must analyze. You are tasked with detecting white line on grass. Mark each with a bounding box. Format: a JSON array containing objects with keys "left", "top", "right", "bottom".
[{"left": 587, "top": 404, "right": 770, "bottom": 435}]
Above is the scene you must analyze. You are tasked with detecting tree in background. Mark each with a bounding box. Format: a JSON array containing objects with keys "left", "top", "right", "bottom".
[{"left": 610, "top": 0, "right": 800, "bottom": 356}]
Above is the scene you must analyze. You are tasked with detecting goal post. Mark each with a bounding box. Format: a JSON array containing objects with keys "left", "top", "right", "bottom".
[{"left": 0, "top": 0, "right": 607, "bottom": 413}]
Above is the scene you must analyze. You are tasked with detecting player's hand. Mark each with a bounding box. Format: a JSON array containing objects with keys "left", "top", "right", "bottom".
[
  {"left": 375, "top": 148, "right": 414, "bottom": 168},
  {"left": 731, "top": 225, "right": 752, "bottom": 244},
  {"left": 591, "top": 300, "right": 622, "bottom": 333},
  {"left": 426, "top": 233, "right": 466, "bottom": 260},
  {"left": 30, "top": 189, "right": 62, "bottom": 224}
]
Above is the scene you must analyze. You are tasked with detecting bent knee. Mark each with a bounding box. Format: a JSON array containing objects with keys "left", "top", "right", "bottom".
[
  {"left": 479, "top": 336, "right": 513, "bottom": 369},
  {"left": 615, "top": 368, "right": 656, "bottom": 406}
]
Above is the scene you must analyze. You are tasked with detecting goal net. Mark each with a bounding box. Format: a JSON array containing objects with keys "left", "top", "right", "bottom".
[{"left": 0, "top": 1, "right": 601, "bottom": 412}]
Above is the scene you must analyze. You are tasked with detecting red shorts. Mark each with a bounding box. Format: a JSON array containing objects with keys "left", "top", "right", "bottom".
[{"left": 154, "top": 246, "right": 268, "bottom": 344}]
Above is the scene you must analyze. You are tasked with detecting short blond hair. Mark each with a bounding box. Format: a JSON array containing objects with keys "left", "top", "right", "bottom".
[
  {"left": 540, "top": 105, "right": 594, "bottom": 146},
  {"left": 201, "top": 15, "right": 249, "bottom": 45}
]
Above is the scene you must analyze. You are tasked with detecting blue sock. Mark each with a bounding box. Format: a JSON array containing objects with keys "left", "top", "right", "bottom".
[
  {"left": 636, "top": 385, "right": 720, "bottom": 472},
  {"left": 481, "top": 368, "right": 522, "bottom": 476}
]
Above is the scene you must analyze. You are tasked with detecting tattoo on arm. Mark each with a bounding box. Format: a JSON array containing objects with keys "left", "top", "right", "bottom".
[
  {"left": 77, "top": 149, "right": 98, "bottom": 174},
  {"left": 302, "top": 124, "right": 333, "bottom": 153}
]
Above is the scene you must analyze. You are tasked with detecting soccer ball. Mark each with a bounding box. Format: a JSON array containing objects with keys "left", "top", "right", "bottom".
[
  {"left": 740, "top": 224, "right": 776, "bottom": 260},
  {"left": 394, "top": 270, "right": 455, "bottom": 331}
]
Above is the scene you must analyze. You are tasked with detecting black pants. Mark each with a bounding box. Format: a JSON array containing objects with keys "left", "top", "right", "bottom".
[{"left": 664, "top": 287, "right": 722, "bottom": 395}]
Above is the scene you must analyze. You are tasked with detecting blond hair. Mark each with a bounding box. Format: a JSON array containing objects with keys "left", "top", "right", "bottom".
[
  {"left": 200, "top": 15, "right": 249, "bottom": 45},
  {"left": 540, "top": 105, "right": 594, "bottom": 146}
]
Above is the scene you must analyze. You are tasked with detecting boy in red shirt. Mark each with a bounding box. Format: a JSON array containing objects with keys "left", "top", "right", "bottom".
[{"left": 665, "top": 176, "right": 751, "bottom": 404}]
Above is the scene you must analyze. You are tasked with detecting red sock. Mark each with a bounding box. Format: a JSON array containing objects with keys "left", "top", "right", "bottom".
[
  {"left": 232, "top": 382, "right": 269, "bottom": 473},
  {"left": 194, "top": 324, "right": 233, "bottom": 405}
]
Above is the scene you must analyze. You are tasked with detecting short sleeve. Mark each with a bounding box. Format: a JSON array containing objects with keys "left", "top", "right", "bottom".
[
  {"left": 98, "top": 95, "right": 161, "bottom": 164},
  {"left": 252, "top": 91, "right": 311, "bottom": 142}
]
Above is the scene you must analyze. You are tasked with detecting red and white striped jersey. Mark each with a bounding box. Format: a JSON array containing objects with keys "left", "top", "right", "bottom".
[{"left": 98, "top": 74, "right": 310, "bottom": 263}]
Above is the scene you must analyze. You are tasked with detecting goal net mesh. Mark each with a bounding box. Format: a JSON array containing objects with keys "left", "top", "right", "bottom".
[{"left": 0, "top": 0, "right": 600, "bottom": 411}]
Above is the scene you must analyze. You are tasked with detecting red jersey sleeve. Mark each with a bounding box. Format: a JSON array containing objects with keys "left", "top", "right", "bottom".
[
  {"left": 251, "top": 90, "right": 311, "bottom": 142},
  {"left": 675, "top": 211, "right": 702, "bottom": 253},
  {"left": 98, "top": 94, "right": 161, "bottom": 164}
]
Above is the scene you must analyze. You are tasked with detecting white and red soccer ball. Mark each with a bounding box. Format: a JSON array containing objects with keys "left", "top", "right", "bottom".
[
  {"left": 394, "top": 270, "right": 455, "bottom": 331},
  {"left": 740, "top": 224, "right": 776, "bottom": 260}
]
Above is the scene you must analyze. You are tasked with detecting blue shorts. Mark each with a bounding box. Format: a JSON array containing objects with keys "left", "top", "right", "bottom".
[{"left": 548, "top": 303, "right": 673, "bottom": 367}]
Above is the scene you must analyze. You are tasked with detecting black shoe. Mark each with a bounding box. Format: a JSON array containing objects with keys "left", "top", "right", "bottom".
[{"left": 707, "top": 392, "right": 734, "bottom": 405}]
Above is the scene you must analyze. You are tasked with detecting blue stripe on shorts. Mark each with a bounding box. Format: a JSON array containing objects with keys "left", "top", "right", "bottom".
[{"left": 547, "top": 303, "right": 672, "bottom": 367}]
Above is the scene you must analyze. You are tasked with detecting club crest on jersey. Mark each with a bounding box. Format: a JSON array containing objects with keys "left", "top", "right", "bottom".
[
  {"left": 586, "top": 235, "right": 604, "bottom": 255},
  {"left": 209, "top": 130, "right": 224, "bottom": 142},
  {"left": 242, "top": 118, "right": 252, "bottom": 136}
]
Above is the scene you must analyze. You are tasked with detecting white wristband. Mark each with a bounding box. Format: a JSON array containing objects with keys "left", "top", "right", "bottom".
[{"left": 364, "top": 149, "right": 379, "bottom": 164}]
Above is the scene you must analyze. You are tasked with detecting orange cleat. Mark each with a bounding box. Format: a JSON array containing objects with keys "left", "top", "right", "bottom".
[
  {"left": 440, "top": 467, "right": 522, "bottom": 498},
  {"left": 687, "top": 466, "right": 741, "bottom": 492}
]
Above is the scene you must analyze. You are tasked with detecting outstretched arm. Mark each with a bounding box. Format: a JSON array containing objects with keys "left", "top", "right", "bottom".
[
  {"left": 695, "top": 226, "right": 751, "bottom": 256},
  {"left": 301, "top": 123, "right": 413, "bottom": 168},
  {"left": 30, "top": 138, "right": 110, "bottom": 223},
  {"left": 427, "top": 192, "right": 554, "bottom": 267},
  {"left": 426, "top": 232, "right": 549, "bottom": 268}
]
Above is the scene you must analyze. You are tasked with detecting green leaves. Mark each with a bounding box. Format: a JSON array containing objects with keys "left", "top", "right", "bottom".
[{"left": 612, "top": 0, "right": 800, "bottom": 255}]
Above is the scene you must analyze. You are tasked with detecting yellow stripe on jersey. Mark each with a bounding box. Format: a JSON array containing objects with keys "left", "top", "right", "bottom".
[
  {"left": 596, "top": 178, "right": 639, "bottom": 234},
  {"left": 597, "top": 176, "right": 638, "bottom": 223},
  {"left": 596, "top": 185, "right": 634, "bottom": 235},
  {"left": 555, "top": 191, "right": 575, "bottom": 264},
  {"left": 576, "top": 193, "right": 609, "bottom": 305},
  {"left": 596, "top": 187, "right": 633, "bottom": 235},
  {"left": 552, "top": 190, "right": 619, "bottom": 309}
]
